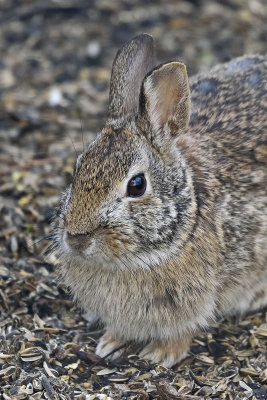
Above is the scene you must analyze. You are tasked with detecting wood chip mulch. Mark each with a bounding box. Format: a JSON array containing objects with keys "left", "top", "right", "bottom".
[
  {"left": 0, "top": 0, "right": 266, "bottom": 399},
  {"left": 1, "top": 258, "right": 267, "bottom": 399}
]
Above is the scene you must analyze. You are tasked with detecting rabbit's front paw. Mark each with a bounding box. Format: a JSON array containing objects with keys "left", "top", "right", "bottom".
[
  {"left": 139, "top": 335, "right": 192, "bottom": 368},
  {"left": 96, "top": 331, "right": 125, "bottom": 360}
]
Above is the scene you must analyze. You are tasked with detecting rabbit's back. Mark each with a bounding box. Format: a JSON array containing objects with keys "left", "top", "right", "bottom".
[
  {"left": 180, "top": 55, "right": 267, "bottom": 315},
  {"left": 188, "top": 55, "right": 266, "bottom": 168}
]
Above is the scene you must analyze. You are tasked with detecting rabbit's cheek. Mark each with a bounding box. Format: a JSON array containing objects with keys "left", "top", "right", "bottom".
[{"left": 99, "top": 230, "right": 131, "bottom": 258}]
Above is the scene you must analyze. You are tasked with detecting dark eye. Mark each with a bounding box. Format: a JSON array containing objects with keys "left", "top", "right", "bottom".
[{"left": 127, "top": 174, "right": 147, "bottom": 197}]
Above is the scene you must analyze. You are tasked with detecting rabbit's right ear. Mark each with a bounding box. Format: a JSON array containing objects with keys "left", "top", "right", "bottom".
[
  {"left": 139, "top": 62, "right": 190, "bottom": 152},
  {"left": 107, "top": 34, "right": 155, "bottom": 127}
]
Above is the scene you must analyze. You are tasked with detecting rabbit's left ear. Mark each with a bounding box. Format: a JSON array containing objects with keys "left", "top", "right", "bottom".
[
  {"left": 139, "top": 62, "right": 190, "bottom": 147},
  {"left": 107, "top": 34, "right": 155, "bottom": 126}
]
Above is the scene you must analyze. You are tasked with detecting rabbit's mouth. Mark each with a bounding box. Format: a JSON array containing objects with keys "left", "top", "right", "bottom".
[
  {"left": 57, "top": 223, "right": 172, "bottom": 272},
  {"left": 52, "top": 220, "right": 167, "bottom": 271}
]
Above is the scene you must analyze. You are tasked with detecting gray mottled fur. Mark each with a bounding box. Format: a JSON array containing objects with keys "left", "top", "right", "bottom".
[{"left": 49, "top": 34, "right": 267, "bottom": 367}]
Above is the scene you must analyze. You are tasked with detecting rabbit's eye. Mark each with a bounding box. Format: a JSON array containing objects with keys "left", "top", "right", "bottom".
[{"left": 127, "top": 174, "right": 146, "bottom": 197}]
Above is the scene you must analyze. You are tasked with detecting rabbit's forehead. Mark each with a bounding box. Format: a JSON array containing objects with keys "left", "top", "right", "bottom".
[{"left": 73, "top": 128, "right": 147, "bottom": 192}]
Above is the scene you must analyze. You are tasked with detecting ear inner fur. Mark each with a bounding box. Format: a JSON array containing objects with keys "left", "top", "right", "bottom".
[{"left": 139, "top": 62, "right": 191, "bottom": 148}]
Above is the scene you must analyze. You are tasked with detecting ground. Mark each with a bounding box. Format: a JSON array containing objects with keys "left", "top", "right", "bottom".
[{"left": 0, "top": 0, "right": 266, "bottom": 399}]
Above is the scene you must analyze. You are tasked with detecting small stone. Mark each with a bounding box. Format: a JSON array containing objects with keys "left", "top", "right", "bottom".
[
  {"left": 49, "top": 88, "right": 63, "bottom": 107},
  {"left": 0, "top": 69, "right": 15, "bottom": 88},
  {"left": 10, "top": 235, "right": 18, "bottom": 253},
  {"left": 86, "top": 41, "right": 101, "bottom": 58},
  {"left": 18, "top": 195, "right": 32, "bottom": 206}
]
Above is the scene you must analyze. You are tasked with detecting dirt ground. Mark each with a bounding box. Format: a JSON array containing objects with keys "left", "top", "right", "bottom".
[{"left": 0, "top": 0, "right": 266, "bottom": 399}]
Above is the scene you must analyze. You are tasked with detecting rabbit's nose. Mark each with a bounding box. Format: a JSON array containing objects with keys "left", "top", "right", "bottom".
[{"left": 65, "top": 231, "right": 91, "bottom": 252}]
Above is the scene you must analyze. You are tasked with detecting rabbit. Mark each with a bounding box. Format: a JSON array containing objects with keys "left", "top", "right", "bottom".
[{"left": 49, "top": 34, "right": 267, "bottom": 368}]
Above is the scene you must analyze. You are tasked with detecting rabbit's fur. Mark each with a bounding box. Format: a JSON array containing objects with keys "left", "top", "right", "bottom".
[{"left": 51, "top": 34, "right": 267, "bottom": 367}]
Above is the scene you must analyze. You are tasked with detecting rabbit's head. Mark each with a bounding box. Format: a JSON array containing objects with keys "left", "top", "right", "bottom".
[{"left": 55, "top": 34, "right": 196, "bottom": 271}]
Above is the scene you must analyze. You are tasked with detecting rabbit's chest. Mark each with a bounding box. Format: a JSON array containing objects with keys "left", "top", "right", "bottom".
[{"left": 64, "top": 261, "right": 215, "bottom": 342}]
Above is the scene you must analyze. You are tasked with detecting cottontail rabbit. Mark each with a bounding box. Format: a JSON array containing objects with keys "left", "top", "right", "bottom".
[{"left": 51, "top": 34, "right": 267, "bottom": 367}]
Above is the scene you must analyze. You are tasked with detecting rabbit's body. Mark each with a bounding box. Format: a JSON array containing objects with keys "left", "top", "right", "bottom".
[
  {"left": 182, "top": 55, "right": 267, "bottom": 316},
  {"left": 52, "top": 35, "right": 267, "bottom": 367}
]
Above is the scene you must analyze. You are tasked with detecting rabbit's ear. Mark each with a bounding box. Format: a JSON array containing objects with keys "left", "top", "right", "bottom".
[
  {"left": 139, "top": 62, "right": 190, "bottom": 148},
  {"left": 107, "top": 34, "right": 155, "bottom": 126}
]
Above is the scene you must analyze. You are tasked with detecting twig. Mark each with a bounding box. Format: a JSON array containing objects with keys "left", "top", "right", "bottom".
[{"left": 188, "top": 369, "right": 205, "bottom": 387}]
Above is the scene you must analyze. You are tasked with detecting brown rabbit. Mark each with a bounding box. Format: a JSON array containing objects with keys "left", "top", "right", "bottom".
[{"left": 50, "top": 34, "right": 267, "bottom": 367}]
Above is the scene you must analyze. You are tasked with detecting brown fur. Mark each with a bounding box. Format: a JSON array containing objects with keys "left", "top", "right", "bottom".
[{"left": 49, "top": 34, "right": 267, "bottom": 368}]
